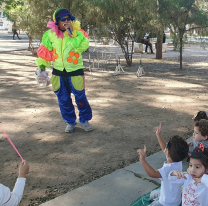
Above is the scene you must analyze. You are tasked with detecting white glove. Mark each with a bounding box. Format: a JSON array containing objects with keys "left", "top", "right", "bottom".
[{"left": 35, "top": 68, "right": 50, "bottom": 86}]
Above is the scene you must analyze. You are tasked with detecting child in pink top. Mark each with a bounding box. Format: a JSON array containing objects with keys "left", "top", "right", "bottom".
[{"left": 169, "top": 143, "right": 208, "bottom": 205}]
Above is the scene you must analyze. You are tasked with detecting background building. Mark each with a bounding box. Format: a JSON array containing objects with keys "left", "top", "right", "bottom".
[{"left": 0, "top": 8, "right": 13, "bottom": 32}]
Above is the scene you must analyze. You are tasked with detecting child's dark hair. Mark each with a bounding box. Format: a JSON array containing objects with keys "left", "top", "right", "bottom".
[
  {"left": 193, "top": 111, "right": 208, "bottom": 122},
  {"left": 195, "top": 119, "right": 208, "bottom": 137},
  {"left": 199, "top": 149, "right": 208, "bottom": 169},
  {"left": 167, "top": 135, "right": 189, "bottom": 162},
  {"left": 189, "top": 144, "right": 208, "bottom": 169}
]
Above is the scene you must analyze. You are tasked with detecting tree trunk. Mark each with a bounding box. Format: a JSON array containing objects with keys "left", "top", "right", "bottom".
[
  {"left": 179, "top": 37, "right": 183, "bottom": 69},
  {"left": 63, "top": 1, "right": 72, "bottom": 10},
  {"left": 124, "top": 52, "right": 132, "bottom": 66},
  {"left": 156, "top": 31, "right": 163, "bottom": 59},
  {"left": 156, "top": 39, "right": 162, "bottom": 59},
  {"left": 121, "top": 40, "right": 134, "bottom": 66},
  {"left": 28, "top": 35, "right": 32, "bottom": 51}
]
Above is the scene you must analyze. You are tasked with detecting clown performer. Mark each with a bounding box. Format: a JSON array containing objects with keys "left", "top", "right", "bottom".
[{"left": 35, "top": 8, "right": 92, "bottom": 132}]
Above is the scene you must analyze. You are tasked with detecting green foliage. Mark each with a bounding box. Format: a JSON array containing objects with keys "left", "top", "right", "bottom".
[
  {"left": 158, "top": 0, "right": 208, "bottom": 34},
  {"left": 86, "top": 0, "right": 159, "bottom": 64},
  {"left": 87, "top": 0, "right": 157, "bottom": 39},
  {"left": 158, "top": 0, "right": 208, "bottom": 68},
  {"left": 0, "top": 0, "right": 24, "bottom": 22},
  {"left": 17, "top": 0, "right": 53, "bottom": 39},
  {"left": 2, "top": 0, "right": 208, "bottom": 65},
  {"left": 14, "top": 0, "right": 92, "bottom": 40},
  {"left": 172, "top": 32, "right": 186, "bottom": 51}
]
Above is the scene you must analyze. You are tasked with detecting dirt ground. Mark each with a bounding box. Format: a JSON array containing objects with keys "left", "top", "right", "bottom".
[{"left": 0, "top": 42, "right": 208, "bottom": 206}]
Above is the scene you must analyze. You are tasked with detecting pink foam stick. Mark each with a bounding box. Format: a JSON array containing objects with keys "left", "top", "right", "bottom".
[{"left": 0, "top": 123, "right": 24, "bottom": 162}]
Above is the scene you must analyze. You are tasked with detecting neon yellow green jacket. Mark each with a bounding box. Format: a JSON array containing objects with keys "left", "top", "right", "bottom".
[{"left": 35, "top": 20, "right": 89, "bottom": 72}]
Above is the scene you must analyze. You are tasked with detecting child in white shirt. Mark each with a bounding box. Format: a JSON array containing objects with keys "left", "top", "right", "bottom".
[
  {"left": 0, "top": 161, "right": 29, "bottom": 206},
  {"left": 169, "top": 143, "right": 208, "bottom": 205},
  {"left": 137, "top": 123, "right": 189, "bottom": 206}
]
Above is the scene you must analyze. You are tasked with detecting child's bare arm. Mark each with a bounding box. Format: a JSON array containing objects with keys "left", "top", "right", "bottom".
[
  {"left": 154, "top": 123, "right": 166, "bottom": 153},
  {"left": 137, "top": 145, "right": 162, "bottom": 178},
  {"left": 170, "top": 170, "right": 187, "bottom": 179}
]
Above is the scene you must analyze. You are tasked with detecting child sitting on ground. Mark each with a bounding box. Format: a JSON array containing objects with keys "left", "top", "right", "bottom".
[
  {"left": 169, "top": 143, "right": 208, "bottom": 205},
  {"left": 188, "top": 119, "right": 208, "bottom": 153},
  {"left": 137, "top": 123, "right": 189, "bottom": 206},
  {"left": 188, "top": 111, "right": 208, "bottom": 152},
  {"left": 0, "top": 161, "right": 29, "bottom": 205}
]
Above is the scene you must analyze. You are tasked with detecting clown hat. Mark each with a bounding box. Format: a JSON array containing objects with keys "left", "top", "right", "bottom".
[{"left": 53, "top": 8, "right": 75, "bottom": 25}]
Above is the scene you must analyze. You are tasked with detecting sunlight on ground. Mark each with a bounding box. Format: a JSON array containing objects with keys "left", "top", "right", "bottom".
[
  {"left": 87, "top": 148, "right": 102, "bottom": 153},
  {"left": 192, "top": 54, "right": 208, "bottom": 57},
  {"left": 133, "top": 58, "right": 177, "bottom": 65},
  {"left": 47, "top": 152, "right": 83, "bottom": 161},
  {"left": 176, "top": 127, "right": 191, "bottom": 133},
  {"left": 156, "top": 95, "right": 191, "bottom": 103},
  {"left": 160, "top": 80, "right": 204, "bottom": 88},
  {"left": 190, "top": 62, "right": 208, "bottom": 67},
  {"left": 133, "top": 56, "right": 208, "bottom": 65}
]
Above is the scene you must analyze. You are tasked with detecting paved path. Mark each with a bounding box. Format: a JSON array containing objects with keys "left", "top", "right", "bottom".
[
  {"left": 0, "top": 31, "right": 29, "bottom": 52},
  {"left": 39, "top": 151, "right": 164, "bottom": 206},
  {"left": 39, "top": 144, "right": 189, "bottom": 206}
]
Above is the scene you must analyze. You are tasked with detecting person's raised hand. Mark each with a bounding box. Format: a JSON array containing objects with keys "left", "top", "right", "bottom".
[
  {"left": 137, "top": 145, "right": 147, "bottom": 162},
  {"left": 193, "top": 177, "right": 202, "bottom": 185},
  {"left": 18, "top": 161, "right": 29, "bottom": 178},
  {"left": 154, "top": 123, "right": 162, "bottom": 138}
]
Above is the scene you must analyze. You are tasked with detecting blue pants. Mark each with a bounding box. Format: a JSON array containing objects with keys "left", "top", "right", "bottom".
[{"left": 54, "top": 76, "right": 92, "bottom": 124}]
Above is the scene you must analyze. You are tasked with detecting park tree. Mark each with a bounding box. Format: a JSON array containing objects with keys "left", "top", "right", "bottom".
[
  {"left": 1, "top": 0, "right": 92, "bottom": 50},
  {"left": 0, "top": 0, "right": 21, "bottom": 17},
  {"left": 0, "top": 0, "right": 92, "bottom": 38},
  {"left": 158, "top": 0, "right": 208, "bottom": 69},
  {"left": 2, "top": 0, "right": 208, "bottom": 67},
  {"left": 16, "top": 0, "right": 92, "bottom": 40},
  {"left": 0, "top": 0, "right": 23, "bottom": 22},
  {"left": 87, "top": 0, "right": 158, "bottom": 66}
]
